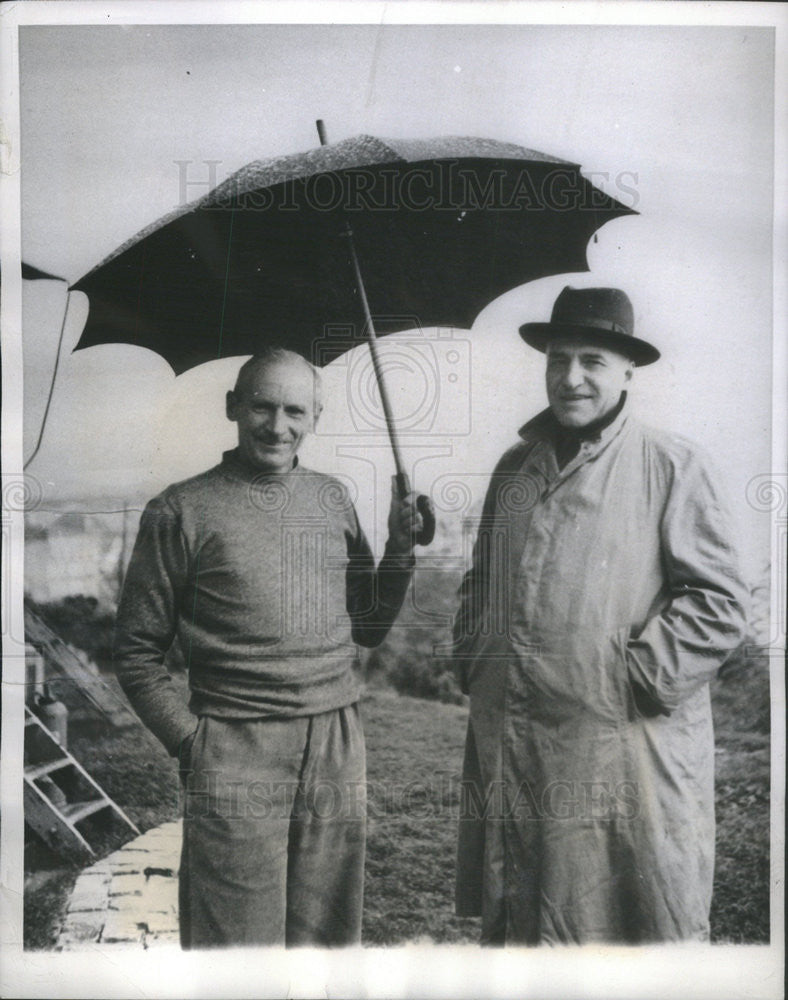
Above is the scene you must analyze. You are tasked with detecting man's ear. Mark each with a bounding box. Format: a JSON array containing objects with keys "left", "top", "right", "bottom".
[
  {"left": 226, "top": 390, "right": 238, "bottom": 422},
  {"left": 624, "top": 362, "right": 634, "bottom": 382},
  {"left": 312, "top": 403, "right": 323, "bottom": 430}
]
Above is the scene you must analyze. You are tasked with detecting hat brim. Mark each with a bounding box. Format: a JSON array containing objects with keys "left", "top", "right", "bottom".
[{"left": 518, "top": 322, "right": 660, "bottom": 366}]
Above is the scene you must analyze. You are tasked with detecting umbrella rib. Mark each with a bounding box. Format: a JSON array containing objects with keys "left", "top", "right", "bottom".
[
  {"left": 216, "top": 207, "right": 236, "bottom": 359},
  {"left": 23, "top": 292, "right": 71, "bottom": 470}
]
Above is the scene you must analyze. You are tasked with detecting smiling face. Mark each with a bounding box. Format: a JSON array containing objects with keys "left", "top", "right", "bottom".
[
  {"left": 545, "top": 337, "right": 634, "bottom": 429},
  {"left": 226, "top": 357, "right": 321, "bottom": 474}
]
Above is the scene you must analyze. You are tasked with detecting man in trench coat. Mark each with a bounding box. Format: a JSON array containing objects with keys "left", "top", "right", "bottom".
[
  {"left": 114, "top": 348, "right": 422, "bottom": 948},
  {"left": 453, "top": 286, "right": 748, "bottom": 944}
]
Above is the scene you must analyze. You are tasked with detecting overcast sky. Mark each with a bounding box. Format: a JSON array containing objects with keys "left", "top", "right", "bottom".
[{"left": 16, "top": 22, "right": 776, "bottom": 576}]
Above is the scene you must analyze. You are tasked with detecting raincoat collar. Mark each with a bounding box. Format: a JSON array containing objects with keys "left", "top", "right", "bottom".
[
  {"left": 518, "top": 393, "right": 630, "bottom": 448},
  {"left": 517, "top": 394, "right": 631, "bottom": 487}
]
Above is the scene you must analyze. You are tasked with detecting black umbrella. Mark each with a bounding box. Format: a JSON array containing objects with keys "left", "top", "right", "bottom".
[{"left": 70, "top": 127, "right": 635, "bottom": 541}]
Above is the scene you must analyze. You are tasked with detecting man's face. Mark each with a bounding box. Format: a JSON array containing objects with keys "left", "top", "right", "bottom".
[
  {"left": 226, "top": 359, "right": 319, "bottom": 473},
  {"left": 545, "top": 338, "right": 633, "bottom": 428}
]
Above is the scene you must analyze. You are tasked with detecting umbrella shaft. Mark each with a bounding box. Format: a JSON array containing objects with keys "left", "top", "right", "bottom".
[
  {"left": 316, "top": 119, "right": 407, "bottom": 487},
  {"left": 346, "top": 230, "right": 407, "bottom": 484}
]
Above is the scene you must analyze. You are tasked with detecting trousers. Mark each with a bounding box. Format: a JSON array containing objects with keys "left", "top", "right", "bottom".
[{"left": 179, "top": 704, "right": 366, "bottom": 948}]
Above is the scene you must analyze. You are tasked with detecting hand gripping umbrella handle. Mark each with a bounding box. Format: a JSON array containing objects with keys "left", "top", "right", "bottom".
[
  {"left": 317, "top": 119, "right": 436, "bottom": 547},
  {"left": 394, "top": 472, "right": 436, "bottom": 547}
]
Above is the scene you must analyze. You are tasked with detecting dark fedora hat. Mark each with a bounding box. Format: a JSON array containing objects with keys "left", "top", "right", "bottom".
[{"left": 519, "top": 286, "right": 660, "bottom": 366}]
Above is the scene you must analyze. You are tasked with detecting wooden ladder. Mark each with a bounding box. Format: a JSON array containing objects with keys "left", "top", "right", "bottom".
[
  {"left": 24, "top": 707, "right": 140, "bottom": 861},
  {"left": 24, "top": 601, "right": 137, "bottom": 728}
]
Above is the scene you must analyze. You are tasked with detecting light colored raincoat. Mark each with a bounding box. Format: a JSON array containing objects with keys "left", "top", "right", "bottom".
[{"left": 454, "top": 405, "right": 747, "bottom": 944}]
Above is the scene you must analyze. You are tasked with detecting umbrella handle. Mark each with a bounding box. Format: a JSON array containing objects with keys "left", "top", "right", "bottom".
[{"left": 395, "top": 472, "right": 436, "bottom": 547}]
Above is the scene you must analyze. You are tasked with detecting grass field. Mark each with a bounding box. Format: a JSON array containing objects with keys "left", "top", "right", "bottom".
[{"left": 24, "top": 658, "right": 770, "bottom": 949}]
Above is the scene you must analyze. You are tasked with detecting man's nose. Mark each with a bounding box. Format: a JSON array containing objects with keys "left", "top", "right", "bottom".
[
  {"left": 271, "top": 408, "right": 288, "bottom": 435},
  {"left": 562, "top": 358, "right": 585, "bottom": 388}
]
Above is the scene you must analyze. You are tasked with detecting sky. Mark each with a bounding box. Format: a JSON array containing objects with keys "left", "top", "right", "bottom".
[{"left": 13, "top": 21, "right": 778, "bottom": 578}]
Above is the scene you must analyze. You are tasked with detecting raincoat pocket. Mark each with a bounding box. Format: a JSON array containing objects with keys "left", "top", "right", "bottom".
[{"left": 615, "top": 627, "right": 669, "bottom": 720}]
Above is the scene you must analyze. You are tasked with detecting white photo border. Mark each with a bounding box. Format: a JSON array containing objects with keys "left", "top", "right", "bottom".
[{"left": 1, "top": 2, "right": 785, "bottom": 998}]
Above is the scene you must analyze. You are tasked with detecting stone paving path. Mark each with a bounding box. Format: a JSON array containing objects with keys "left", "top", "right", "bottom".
[{"left": 57, "top": 820, "right": 182, "bottom": 949}]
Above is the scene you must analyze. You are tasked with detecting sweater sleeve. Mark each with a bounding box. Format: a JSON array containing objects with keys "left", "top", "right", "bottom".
[
  {"left": 113, "top": 496, "right": 198, "bottom": 756},
  {"left": 346, "top": 507, "right": 415, "bottom": 649},
  {"left": 625, "top": 450, "right": 749, "bottom": 713}
]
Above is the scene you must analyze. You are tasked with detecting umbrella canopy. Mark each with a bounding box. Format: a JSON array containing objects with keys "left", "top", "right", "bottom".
[
  {"left": 71, "top": 134, "right": 634, "bottom": 374},
  {"left": 0, "top": 261, "right": 65, "bottom": 284}
]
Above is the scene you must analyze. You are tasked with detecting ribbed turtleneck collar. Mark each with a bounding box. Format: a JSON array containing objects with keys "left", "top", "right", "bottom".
[{"left": 220, "top": 448, "right": 300, "bottom": 483}]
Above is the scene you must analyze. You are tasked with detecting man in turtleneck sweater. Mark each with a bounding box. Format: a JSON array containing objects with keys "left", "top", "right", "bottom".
[
  {"left": 114, "top": 348, "right": 421, "bottom": 948},
  {"left": 453, "top": 287, "right": 747, "bottom": 945}
]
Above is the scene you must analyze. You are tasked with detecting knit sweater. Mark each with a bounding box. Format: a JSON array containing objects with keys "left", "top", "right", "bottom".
[{"left": 113, "top": 450, "right": 415, "bottom": 755}]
